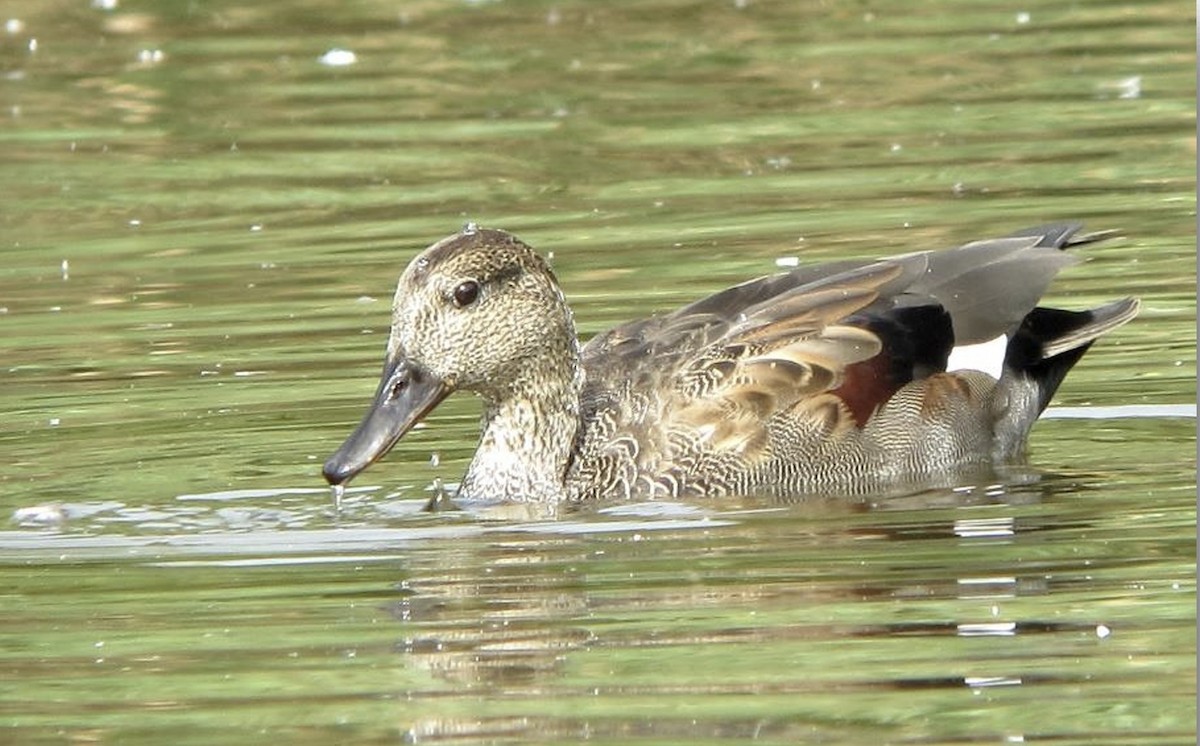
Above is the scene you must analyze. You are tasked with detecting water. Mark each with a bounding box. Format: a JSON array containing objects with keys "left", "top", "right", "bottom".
[{"left": 1, "top": 1, "right": 1195, "bottom": 743}]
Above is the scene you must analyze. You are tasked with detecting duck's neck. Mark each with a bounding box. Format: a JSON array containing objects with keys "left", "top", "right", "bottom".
[{"left": 458, "top": 355, "right": 584, "bottom": 503}]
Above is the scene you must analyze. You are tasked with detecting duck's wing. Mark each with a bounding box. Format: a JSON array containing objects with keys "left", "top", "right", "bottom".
[
  {"left": 578, "top": 223, "right": 1107, "bottom": 464},
  {"left": 580, "top": 255, "right": 892, "bottom": 377},
  {"left": 578, "top": 250, "right": 934, "bottom": 455}
]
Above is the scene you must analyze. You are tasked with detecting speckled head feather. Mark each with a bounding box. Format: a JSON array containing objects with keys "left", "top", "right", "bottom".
[
  {"left": 323, "top": 223, "right": 1138, "bottom": 505},
  {"left": 387, "top": 226, "right": 579, "bottom": 398}
]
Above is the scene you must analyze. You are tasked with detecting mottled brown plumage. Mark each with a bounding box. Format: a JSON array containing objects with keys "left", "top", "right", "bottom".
[{"left": 323, "top": 223, "right": 1138, "bottom": 503}]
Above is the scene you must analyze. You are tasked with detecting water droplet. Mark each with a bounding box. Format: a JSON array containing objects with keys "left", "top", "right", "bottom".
[
  {"left": 331, "top": 483, "right": 345, "bottom": 510},
  {"left": 318, "top": 48, "right": 357, "bottom": 67},
  {"left": 461, "top": 221, "right": 479, "bottom": 235}
]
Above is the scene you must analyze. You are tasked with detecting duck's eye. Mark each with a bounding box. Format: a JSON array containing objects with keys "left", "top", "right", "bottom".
[{"left": 452, "top": 280, "right": 480, "bottom": 308}]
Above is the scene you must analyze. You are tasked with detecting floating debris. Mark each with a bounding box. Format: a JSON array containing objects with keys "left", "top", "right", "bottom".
[{"left": 318, "top": 48, "right": 357, "bottom": 67}]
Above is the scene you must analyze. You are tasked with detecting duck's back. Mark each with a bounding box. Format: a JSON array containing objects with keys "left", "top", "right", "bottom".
[{"left": 565, "top": 224, "right": 1138, "bottom": 500}]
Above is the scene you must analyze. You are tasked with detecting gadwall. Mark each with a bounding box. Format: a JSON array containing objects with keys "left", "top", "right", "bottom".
[{"left": 323, "top": 223, "right": 1138, "bottom": 503}]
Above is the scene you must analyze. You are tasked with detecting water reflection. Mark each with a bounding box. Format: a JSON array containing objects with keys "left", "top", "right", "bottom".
[{"left": 316, "top": 475, "right": 1120, "bottom": 740}]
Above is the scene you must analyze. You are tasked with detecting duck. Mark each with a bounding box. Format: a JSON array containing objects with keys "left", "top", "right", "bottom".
[{"left": 322, "top": 223, "right": 1138, "bottom": 504}]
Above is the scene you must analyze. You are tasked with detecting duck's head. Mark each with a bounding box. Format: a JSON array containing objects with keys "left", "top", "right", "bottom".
[{"left": 322, "top": 225, "right": 577, "bottom": 488}]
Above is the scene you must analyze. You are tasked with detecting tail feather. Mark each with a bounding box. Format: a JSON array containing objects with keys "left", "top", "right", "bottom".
[
  {"left": 1007, "top": 297, "right": 1140, "bottom": 411},
  {"left": 1038, "top": 297, "right": 1141, "bottom": 360},
  {"left": 992, "top": 297, "right": 1139, "bottom": 461}
]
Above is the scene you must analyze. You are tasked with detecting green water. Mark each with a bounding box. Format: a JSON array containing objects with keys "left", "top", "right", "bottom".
[{"left": 1, "top": 1, "right": 1195, "bottom": 743}]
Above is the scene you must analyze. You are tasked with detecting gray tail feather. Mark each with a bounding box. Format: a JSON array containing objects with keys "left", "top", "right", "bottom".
[
  {"left": 1006, "top": 297, "right": 1140, "bottom": 412},
  {"left": 1004, "top": 222, "right": 1120, "bottom": 249},
  {"left": 991, "top": 297, "right": 1139, "bottom": 461}
]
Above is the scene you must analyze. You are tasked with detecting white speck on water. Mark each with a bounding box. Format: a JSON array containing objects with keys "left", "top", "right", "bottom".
[
  {"left": 964, "top": 675, "right": 1022, "bottom": 688},
  {"left": 61, "top": 259, "right": 69, "bottom": 280},
  {"left": 49, "top": 418, "right": 60, "bottom": 426},
  {"left": 92, "top": 0, "right": 119, "bottom": 9},
  {"left": 355, "top": 295, "right": 377, "bottom": 304},
  {"left": 250, "top": 223, "right": 263, "bottom": 232},
  {"left": 318, "top": 48, "right": 357, "bottom": 67},
  {"left": 775, "top": 256, "right": 800, "bottom": 268},
  {"left": 430, "top": 452, "right": 440, "bottom": 467},
  {"left": 810, "top": 78, "right": 821, "bottom": 90},
  {"left": 1015, "top": 11, "right": 1031, "bottom": 24},
  {"left": 957, "top": 622, "right": 1017, "bottom": 637},
  {"left": 5, "top": 18, "right": 24, "bottom": 34},
  {"left": 137, "top": 48, "right": 165, "bottom": 64},
  {"left": 49, "top": 306, "right": 61, "bottom": 312},
  {"left": 1096, "top": 624, "right": 1112, "bottom": 638},
  {"left": 129, "top": 219, "right": 141, "bottom": 227},
  {"left": 27, "top": 37, "right": 37, "bottom": 52},
  {"left": 1117, "top": 75, "right": 1142, "bottom": 99},
  {"left": 890, "top": 143, "right": 902, "bottom": 152}
]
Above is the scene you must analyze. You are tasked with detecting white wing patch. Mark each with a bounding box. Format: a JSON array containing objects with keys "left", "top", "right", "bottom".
[{"left": 946, "top": 334, "right": 1008, "bottom": 379}]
